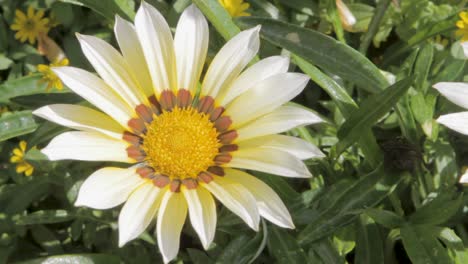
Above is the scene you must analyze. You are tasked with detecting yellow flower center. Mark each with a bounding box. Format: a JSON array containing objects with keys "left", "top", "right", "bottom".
[
  {"left": 142, "top": 107, "right": 220, "bottom": 180},
  {"left": 24, "top": 19, "right": 35, "bottom": 30}
]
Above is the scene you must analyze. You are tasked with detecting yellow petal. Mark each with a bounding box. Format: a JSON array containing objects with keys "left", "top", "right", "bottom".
[
  {"left": 15, "top": 10, "right": 27, "bottom": 21},
  {"left": 13, "top": 148, "right": 24, "bottom": 157},
  {"left": 16, "top": 163, "right": 28, "bottom": 173},
  {"left": 10, "top": 156, "right": 21, "bottom": 163},
  {"left": 19, "top": 141, "right": 27, "bottom": 151},
  {"left": 25, "top": 166, "right": 34, "bottom": 176},
  {"left": 27, "top": 6, "right": 34, "bottom": 18}
]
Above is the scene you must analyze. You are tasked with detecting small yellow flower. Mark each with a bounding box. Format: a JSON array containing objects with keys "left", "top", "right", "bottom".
[
  {"left": 10, "top": 141, "right": 34, "bottom": 176},
  {"left": 456, "top": 11, "right": 468, "bottom": 42},
  {"left": 219, "top": 0, "right": 250, "bottom": 17},
  {"left": 10, "top": 6, "right": 50, "bottom": 44},
  {"left": 38, "top": 58, "right": 69, "bottom": 91}
]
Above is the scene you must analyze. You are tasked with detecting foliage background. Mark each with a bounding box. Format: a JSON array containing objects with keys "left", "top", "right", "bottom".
[{"left": 1, "top": 0, "right": 468, "bottom": 263}]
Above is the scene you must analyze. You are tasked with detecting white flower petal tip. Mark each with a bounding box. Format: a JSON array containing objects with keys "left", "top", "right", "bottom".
[
  {"left": 436, "top": 112, "right": 468, "bottom": 136},
  {"left": 433, "top": 82, "right": 468, "bottom": 109},
  {"left": 460, "top": 169, "right": 468, "bottom": 184}
]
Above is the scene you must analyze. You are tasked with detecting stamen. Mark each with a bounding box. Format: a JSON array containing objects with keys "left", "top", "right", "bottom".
[
  {"left": 123, "top": 131, "right": 142, "bottom": 146},
  {"left": 135, "top": 104, "right": 153, "bottom": 123},
  {"left": 136, "top": 166, "right": 154, "bottom": 178},
  {"left": 210, "top": 107, "right": 225, "bottom": 122},
  {"left": 219, "top": 144, "right": 238, "bottom": 153},
  {"left": 148, "top": 95, "right": 162, "bottom": 115},
  {"left": 128, "top": 118, "right": 146, "bottom": 135},
  {"left": 170, "top": 180, "right": 181, "bottom": 192},
  {"left": 182, "top": 178, "right": 198, "bottom": 189},
  {"left": 126, "top": 145, "right": 146, "bottom": 161},
  {"left": 214, "top": 154, "right": 232, "bottom": 164},
  {"left": 153, "top": 175, "right": 170, "bottom": 188}
]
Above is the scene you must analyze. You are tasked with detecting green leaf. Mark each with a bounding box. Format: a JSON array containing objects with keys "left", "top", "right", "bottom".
[
  {"left": 354, "top": 215, "right": 384, "bottom": 264},
  {"left": 15, "top": 210, "right": 74, "bottom": 225},
  {"left": 236, "top": 17, "right": 388, "bottom": 93},
  {"left": 15, "top": 254, "right": 120, "bottom": 264},
  {"left": 364, "top": 208, "right": 405, "bottom": 229},
  {"left": 400, "top": 224, "right": 453, "bottom": 264},
  {"left": 0, "top": 75, "right": 47, "bottom": 103},
  {"left": 1, "top": 178, "right": 50, "bottom": 215},
  {"left": 267, "top": 227, "right": 308, "bottom": 264},
  {"left": 335, "top": 78, "right": 413, "bottom": 155},
  {"left": 409, "top": 191, "right": 463, "bottom": 226},
  {"left": 11, "top": 93, "right": 83, "bottom": 109},
  {"left": 0, "top": 111, "right": 38, "bottom": 142},
  {"left": 292, "top": 54, "right": 382, "bottom": 167},
  {"left": 31, "top": 225, "right": 63, "bottom": 255},
  {"left": 192, "top": 0, "right": 241, "bottom": 40},
  {"left": 58, "top": 0, "right": 134, "bottom": 21},
  {"left": 298, "top": 166, "right": 404, "bottom": 245},
  {"left": 413, "top": 43, "right": 434, "bottom": 92},
  {"left": 438, "top": 228, "right": 468, "bottom": 264}
]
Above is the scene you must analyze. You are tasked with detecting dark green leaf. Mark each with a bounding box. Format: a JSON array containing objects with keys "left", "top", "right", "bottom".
[
  {"left": 364, "top": 208, "right": 405, "bottom": 229},
  {"left": 400, "top": 224, "right": 452, "bottom": 264},
  {"left": 0, "top": 111, "right": 38, "bottom": 142},
  {"left": 193, "top": 0, "right": 241, "bottom": 40},
  {"left": 236, "top": 17, "right": 388, "bottom": 93},
  {"left": 15, "top": 254, "right": 120, "bottom": 264},
  {"left": 15, "top": 210, "right": 74, "bottom": 225},
  {"left": 11, "top": 93, "right": 83, "bottom": 109},
  {"left": 267, "top": 227, "right": 308, "bottom": 264},
  {"left": 58, "top": 0, "right": 134, "bottom": 21},
  {"left": 335, "top": 78, "right": 413, "bottom": 155},
  {"left": 409, "top": 191, "right": 463, "bottom": 226},
  {"left": 0, "top": 75, "right": 56, "bottom": 103},
  {"left": 354, "top": 215, "right": 384, "bottom": 264}
]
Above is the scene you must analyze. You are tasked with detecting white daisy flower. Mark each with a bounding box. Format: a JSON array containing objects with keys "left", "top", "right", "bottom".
[{"left": 33, "top": 3, "right": 323, "bottom": 263}]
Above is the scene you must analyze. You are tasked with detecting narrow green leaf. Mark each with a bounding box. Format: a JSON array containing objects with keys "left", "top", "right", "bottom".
[
  {"left": 0, "top": 111, "right": 38, "bottom": 142},
  {"left": 293, "top": 54, "right": 382, "bottom": 166},
  {"left": 1, "top": 178, "right": 50, "bottom": 215},
  {"left": 413, "top": 43, "right": 434, "bottom": 92},
  {"left": 16, "top": 254, "right": 120, "bottom": 264},
  {"left": 364, "top": 208, "right": 405, "bottom": 229},
  {"left": 298, "top": 166, "right": 404, "bottom": 245},
  {"left": 58, "top": 0, "right": 134, "bottom": 21},
  {"left": 11, "top": 93, "right": 83, "bottom": 109},
  {"left": 409, "top": 191, "right": 463, "bottom": 226},
  {"left": 335, "top": 78, "right": 413, "bottom": 155},
  {"left": 15, "top": 210, "right": 74, "bottom": 225},
  {"left": 267, "top": 227, "right": 308, "bottom": 264},
  {"left": 438, "top": 228, "right": 468, "bottom": 264},
  {"left": 236, "top": 17, "right": 388, "bottom": 93},
  {"left": 0, "top": 75, "right": 50, "bottom": 103},
  {"left": 401, "top": 225, "right": 453, "bottom": 264},
  {"left": 192, "top": 0, "right": 241, "bottom": 40},
  {"left": 31, "top": 225, "right": 63, "bottom": 255},
  {"left": 354, "top": 215, "right": 384, "bottom": 264}
]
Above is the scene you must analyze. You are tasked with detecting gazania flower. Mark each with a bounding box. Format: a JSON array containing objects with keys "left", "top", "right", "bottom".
[
  {"left": 10, "top": 140, "right": 34, "bottom": 176},
  {"left": 33, "top": 3, "right": 323, "bottom": 262},
  {"left": 219, "top": 0, "right": 250, "bottom": 17},
  {"left": 456, "top": 11, "right": 468, "bottom": 42},
  {"left": 10, "top": 6, "right": 50, "bottom": 44},
  {"left": 37, "top": 58, "right": 69, "bottom": 91}
]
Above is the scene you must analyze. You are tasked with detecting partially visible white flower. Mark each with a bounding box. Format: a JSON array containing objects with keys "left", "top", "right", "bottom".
[
  {"left": 336, "top": 0, "right": 356, "bottom": 32},
  {"left": 434, "top": 82, "right": 468, "bottom": 138}
]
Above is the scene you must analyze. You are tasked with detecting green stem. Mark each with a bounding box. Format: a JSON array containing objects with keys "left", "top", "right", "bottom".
[{"left": 359, "top": 0, "right": 391, "bottom": 54}]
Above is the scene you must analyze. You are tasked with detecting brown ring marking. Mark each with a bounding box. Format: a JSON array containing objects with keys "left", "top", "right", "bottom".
[
  {"left": 198, "top": 96, "right": 215, "bottom": 114},
  {"left": 126, "top": 146, "right": 146, "bottom": 161},
  {"left": 153, "top": 175, "right": 170, "bottom": 188},
  {"left": 214, "top": 153, "right": 232, "bottom": 164},
  {"left": 148, "top": 95, "right": 162, "bottom": 115},
  {"left": 182, "top": 178, "right": 198, "bottom": 189},
  {"left": 198, "top": 171, "right": 213, "bottom": 183},
  {"left": 218, "top": 130, "right": 238, "bottom": 145},
  {"left": 177, "top": 89, "right": 192, "bottom": 108},
  {"left": 219, "top": 144, "right": 238, "bottom": 153},
  {"left": 128, "top": 118, "right": 146, "bottom": 135},
  {"left": 135, "top": 104, "right": 153, "bottom": 123},
  {"left": 170, "top": 179, "right": 181, "bottom": 192},
  {"left": 160, "top": 90, "right": 176, "bottom": 111},
  {"left": 210, "top": 107, "right": 225, "bottom": 122},
  {"left": 136, "top": 166, "right": 154, "bottom": 178},
  {"left": 123, "top": 131, "right": 142, "bottom": 146},
  {"left": 214, "top": 116, "right": 232, "bottom": 133},
  {"left": 207, "top": 166, "right": 225, "bottom": 176}
]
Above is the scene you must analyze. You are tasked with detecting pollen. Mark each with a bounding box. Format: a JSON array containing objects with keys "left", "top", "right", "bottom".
[{"left": 142, "top": 107, "right": 221, "bottom": 180}]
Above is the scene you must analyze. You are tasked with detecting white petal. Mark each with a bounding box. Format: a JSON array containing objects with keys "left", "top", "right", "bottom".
[
  {"left": 201, "top": 176, "right": 259, "bottom": 231},
  {"left": 437, "top": 112, "right": 468, "bottom": 135},
  {"left": 41, "top": 131, "right": 132, "bottom": 163},
  {"left": 224, "top": 168, "right": 294, "bottom": 229},
  {"left": 237, "top": 134, "right": 324, "bottom": 160},
  {"left": 75, "top": 167, "right": 146, "bottom": 209},
  {"left": 77, "top": 34, "right": 148, "bottom": 108},
  {"left": 33, "top": 104, "right": 124, "bottom": 139},
  {"left": 218, "top": 56, "right": 290, "bottom": 106},
  {"left": 157, "top": 191, "right": 188, "bottom": 263},
  {"left": 174, "top": 5, "right": 208, "bottom": 93},
  {"left": 182, "top": 186, "right": 216, "bottom": 249},
  {"left": 53, "top": 66, "right": 133, "bottom": 127},
  {"left": 434, "top": 82, "right": 468, "bottom": 109},
  {"left": 460, "top": 168, "right": 468, "bottom": 184},
  {"left": 119, "top": 183, "right": 164, "bottom": 247},
  {"left": 230, "top": 148, "right": 312, "bottom": 178},
  {"left": 226, "top": 73, "right": 310, "bottom": 126},
  {"left": 462, "top": 42, "right": 468, "bottom": 58},
  {"left": 201, "top": 26, "right": 260, "bottom": 98},
  {"left": 236, "top": 105, "right": 323, "bottom": 141},
  {"left": 114, "top": 15, "right": 154, "bottom": 97},
  {"left": 135, "top": 2, "right": 177, "bottom": 94}
]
